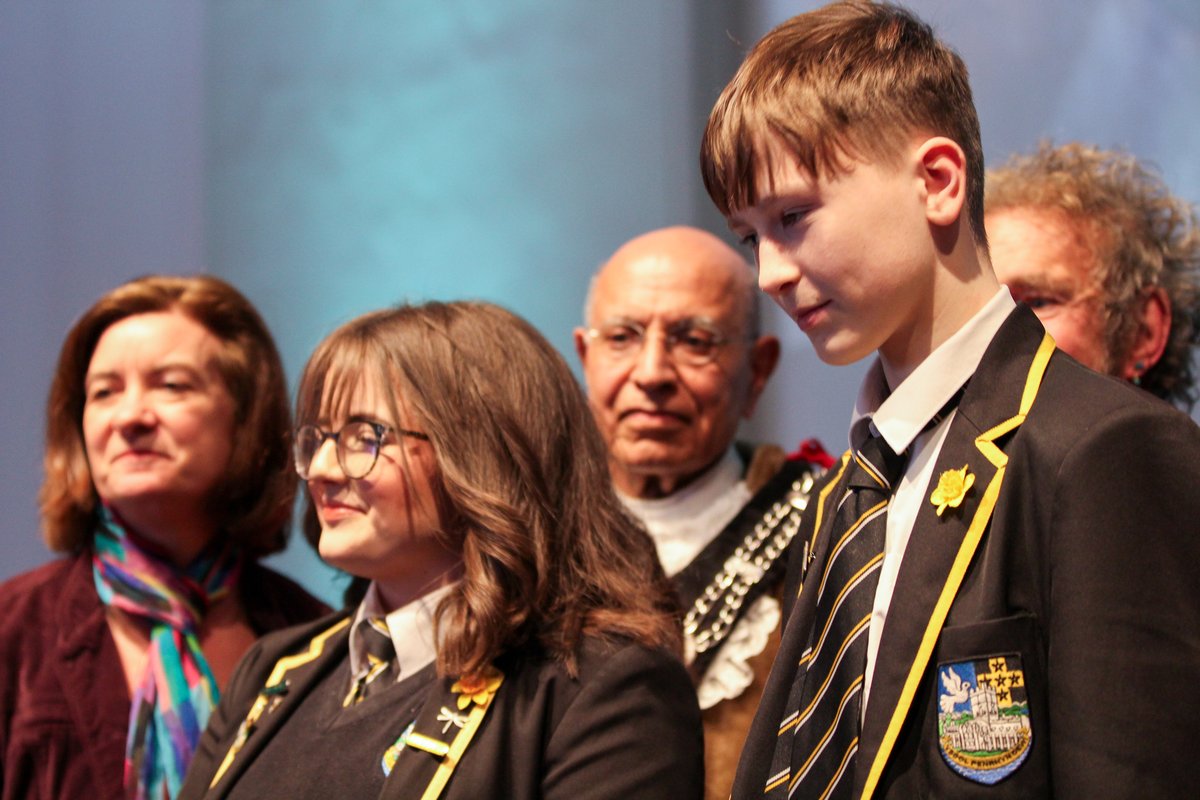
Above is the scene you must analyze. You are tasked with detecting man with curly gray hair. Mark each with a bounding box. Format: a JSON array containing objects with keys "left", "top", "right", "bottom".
[{"left": 986, "top": 141, "right": 1200, "bottom": 409}]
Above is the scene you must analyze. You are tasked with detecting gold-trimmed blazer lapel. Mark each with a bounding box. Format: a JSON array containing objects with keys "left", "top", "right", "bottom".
[
  {"left": 854, "top": 306, "right": 1055, "bottom": 799},
  {"left": 379, "top": 669, "right": 505, "bottom": 800},
  {"left": 205, "top": 617, "right": 352, "bottom": 799}
]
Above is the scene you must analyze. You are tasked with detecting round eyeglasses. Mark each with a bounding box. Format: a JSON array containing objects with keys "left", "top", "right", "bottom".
[
  {"left": 293, "top": 420, "right": 429, "bottom": 480},
  {"left": 583, "top": 319, "right": 738, "bottom": 367}
]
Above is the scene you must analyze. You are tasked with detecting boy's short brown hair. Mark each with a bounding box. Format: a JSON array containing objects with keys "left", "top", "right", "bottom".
[{"left": 701, "top": 0, "right": 986, "bottom": 244}]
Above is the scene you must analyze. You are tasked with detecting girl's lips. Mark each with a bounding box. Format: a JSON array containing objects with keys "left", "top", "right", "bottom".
[{"left": 316, "top": 500, "right": 363, "bottom": 523}]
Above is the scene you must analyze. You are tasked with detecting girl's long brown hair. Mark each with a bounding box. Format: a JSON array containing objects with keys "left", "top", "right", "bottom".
[{"left": 296, "top": 301, "right": 679, "bottom": 676}]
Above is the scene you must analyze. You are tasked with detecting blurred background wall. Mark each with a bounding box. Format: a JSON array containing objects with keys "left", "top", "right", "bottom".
[{"left": 3, "top": 0, "right": 1197, "bottom": 605}]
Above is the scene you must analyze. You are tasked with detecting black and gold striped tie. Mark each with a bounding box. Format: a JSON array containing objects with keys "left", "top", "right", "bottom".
[
  {"left": 766, "top": 433, "right": 906, "bottom": 798},
  {"left": 344, "top": 616, "right": 397, "bottom": 706}
]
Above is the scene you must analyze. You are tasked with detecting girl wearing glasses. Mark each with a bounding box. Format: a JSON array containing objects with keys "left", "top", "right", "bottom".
[{"left": 179, "top": 301, "right": 703, "bottom": 800}]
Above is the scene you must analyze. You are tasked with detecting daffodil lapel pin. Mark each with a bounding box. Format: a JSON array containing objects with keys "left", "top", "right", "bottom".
[
  {"left": 930, "top": 465, "right": 975, "bottom": 517},
  {"left": 451, "top": 666, "right": 504, "bottom": 710}
]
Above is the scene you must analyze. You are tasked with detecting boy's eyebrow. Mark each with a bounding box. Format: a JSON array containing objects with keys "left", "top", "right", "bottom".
[
  {"left": 725, "top": 200, "right": 775, "bottom": 228},
  {"left": 726, "top": 182, "right": 820, "bottom": 220}
]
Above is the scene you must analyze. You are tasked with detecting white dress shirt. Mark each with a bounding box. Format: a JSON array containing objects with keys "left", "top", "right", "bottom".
[
  {"left": 851, "top": 287, "right": 1016, "bottom": 709},
  {"left": 617, "top": 447, "right": 750, "bottom": 578},
  {"left": 348, "top": 580, "right": 458, "bottom": 685}
]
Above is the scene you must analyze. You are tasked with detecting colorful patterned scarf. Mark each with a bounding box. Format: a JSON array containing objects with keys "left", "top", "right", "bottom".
[{"left": 92, "top": 506, "right": 242, "bottom": 800}]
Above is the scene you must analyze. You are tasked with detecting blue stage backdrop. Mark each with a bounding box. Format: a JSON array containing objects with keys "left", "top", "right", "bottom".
[
  {"left": 2, "top": 1, "right": 1196, "bottom": 604},
  {"left": 203, "top": 1, "right": 740, "bottom": 602}
]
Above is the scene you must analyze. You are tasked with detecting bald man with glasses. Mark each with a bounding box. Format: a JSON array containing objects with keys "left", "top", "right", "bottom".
[{"left": 575, "top": 226, "right": 829, "bottom": 800}]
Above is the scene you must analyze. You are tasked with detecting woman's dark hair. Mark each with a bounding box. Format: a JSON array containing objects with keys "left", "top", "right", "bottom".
[{"left": 41, "top": 275, "right": 295, "bottom": 555}]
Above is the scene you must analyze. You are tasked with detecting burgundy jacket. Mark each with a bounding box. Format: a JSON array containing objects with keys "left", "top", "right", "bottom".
[{"left": 0, "top": 551, "right": 329, "bottom": 800}]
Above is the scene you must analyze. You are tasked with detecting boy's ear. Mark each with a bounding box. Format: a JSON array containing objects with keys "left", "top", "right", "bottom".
[{"left": 916, "top": 137, "right": 967, "bottom": 227}]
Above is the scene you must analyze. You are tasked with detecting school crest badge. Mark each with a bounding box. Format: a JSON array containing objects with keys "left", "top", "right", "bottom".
[{"left": 936, "top": 654, "right": 1032, "bottom": 784}]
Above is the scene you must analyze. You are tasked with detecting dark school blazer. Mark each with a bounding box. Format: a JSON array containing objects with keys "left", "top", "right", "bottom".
[
  {"left": 733, "top": 305, "right": 1200, "bottom": 799},
  {"left": 179, "top": 612, "right": 704, "bottom": 800}
]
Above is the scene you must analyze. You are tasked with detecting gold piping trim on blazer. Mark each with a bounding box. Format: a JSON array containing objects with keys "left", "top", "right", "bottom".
[
  {"left": 209, "top": 618, "right": 352, "bottom": 788},
  {"left": 860, "top": 332, "right": 1055, "bottom": 799},
  {"left": 797, "top": 452, "right": 852, "bottom": 601},
  {"left": 419, "top": 673, "right": 506, "bottom": 800}
]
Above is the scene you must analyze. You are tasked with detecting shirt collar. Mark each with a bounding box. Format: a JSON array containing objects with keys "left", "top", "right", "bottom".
[
  {"left": 617, "top": 447, "right": 743, "bottom": 522},
  {"left": 349, "top": 579, "right": 458, "bottom": 681},
  {"left": 850, "top": 287, "right": 1016, "bottom": 455},
  {"left": 616, "top": 447, "right": 750, "bottom": 576}
]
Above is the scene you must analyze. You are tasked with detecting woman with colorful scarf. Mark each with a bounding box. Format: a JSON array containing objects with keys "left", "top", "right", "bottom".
[
  {"left": 178, "top": 302, "right": 703, "bottom": 799},
  {"left": 0, "top": 276, "right": 329, "bottom": 800}
]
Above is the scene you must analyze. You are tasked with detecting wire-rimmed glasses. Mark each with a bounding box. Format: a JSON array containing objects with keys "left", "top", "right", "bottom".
[
  {"left": 582, "top": 319, "right": 737, "bottom": 367},
  {"left": 293, "top": 420, "right": 429, "bottom": 480}
]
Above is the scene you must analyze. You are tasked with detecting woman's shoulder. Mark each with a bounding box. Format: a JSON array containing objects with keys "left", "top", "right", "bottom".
[
  {"left": 0, "top": 555, "right": 81, "bottom": 595},
  {"left": 0, "top": 556, "right": 104, "bottom": 691},
  {"left": 571, "top": 636, "right": 694, "bottom": 707},
  {"left": 490, "top": 635, "right": 702, "bottom": 798},
  {"left": 218, "top": 610, "right": 351, "bottom": 706},
  {"left": 0, "top": 554, "right": 92, "bottom": 628}
]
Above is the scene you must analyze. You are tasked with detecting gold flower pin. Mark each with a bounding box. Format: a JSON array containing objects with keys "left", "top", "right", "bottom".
[
  {"left": 930, "top": 465, "right": 975, "bottom": 516},
  {"left": 451, "top": 666, "right": 503, "bottom": 710}
]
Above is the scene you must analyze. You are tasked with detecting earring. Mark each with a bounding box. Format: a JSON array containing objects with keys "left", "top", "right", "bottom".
[{"left": 1132, "top": 360, "right": 1145, "bottom": 386}]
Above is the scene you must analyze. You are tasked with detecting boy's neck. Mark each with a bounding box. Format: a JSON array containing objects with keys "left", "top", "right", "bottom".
[{"left": 880, "top": 246, "right": 1001, "bottom": 389}]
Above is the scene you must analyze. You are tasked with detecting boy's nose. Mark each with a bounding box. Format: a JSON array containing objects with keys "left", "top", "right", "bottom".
[{"left": 755, "top": 240, "right": 798, "bottom": 298}]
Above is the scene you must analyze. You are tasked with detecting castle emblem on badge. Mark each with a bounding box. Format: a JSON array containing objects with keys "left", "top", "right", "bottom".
[{"left": 936, "top": 654, "right": 1032, "bottom": 784}]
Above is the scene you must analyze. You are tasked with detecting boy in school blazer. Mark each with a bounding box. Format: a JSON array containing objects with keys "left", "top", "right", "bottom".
[{"left": 700, "top": 2, "right": 1200, "bottom": 797}]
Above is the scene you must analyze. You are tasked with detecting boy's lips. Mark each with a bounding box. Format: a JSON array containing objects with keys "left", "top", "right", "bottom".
[{"left": 793, "top": 300, "right": 831, "bottom": 331}]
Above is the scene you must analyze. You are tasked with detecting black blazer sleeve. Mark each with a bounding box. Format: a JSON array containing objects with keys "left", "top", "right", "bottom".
[
  {"left": 540, "top": 642, "right": 703, "bottom": 800},
  {"left": 1035, "top": 400, "right": 1200, "bottom": 795}
]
